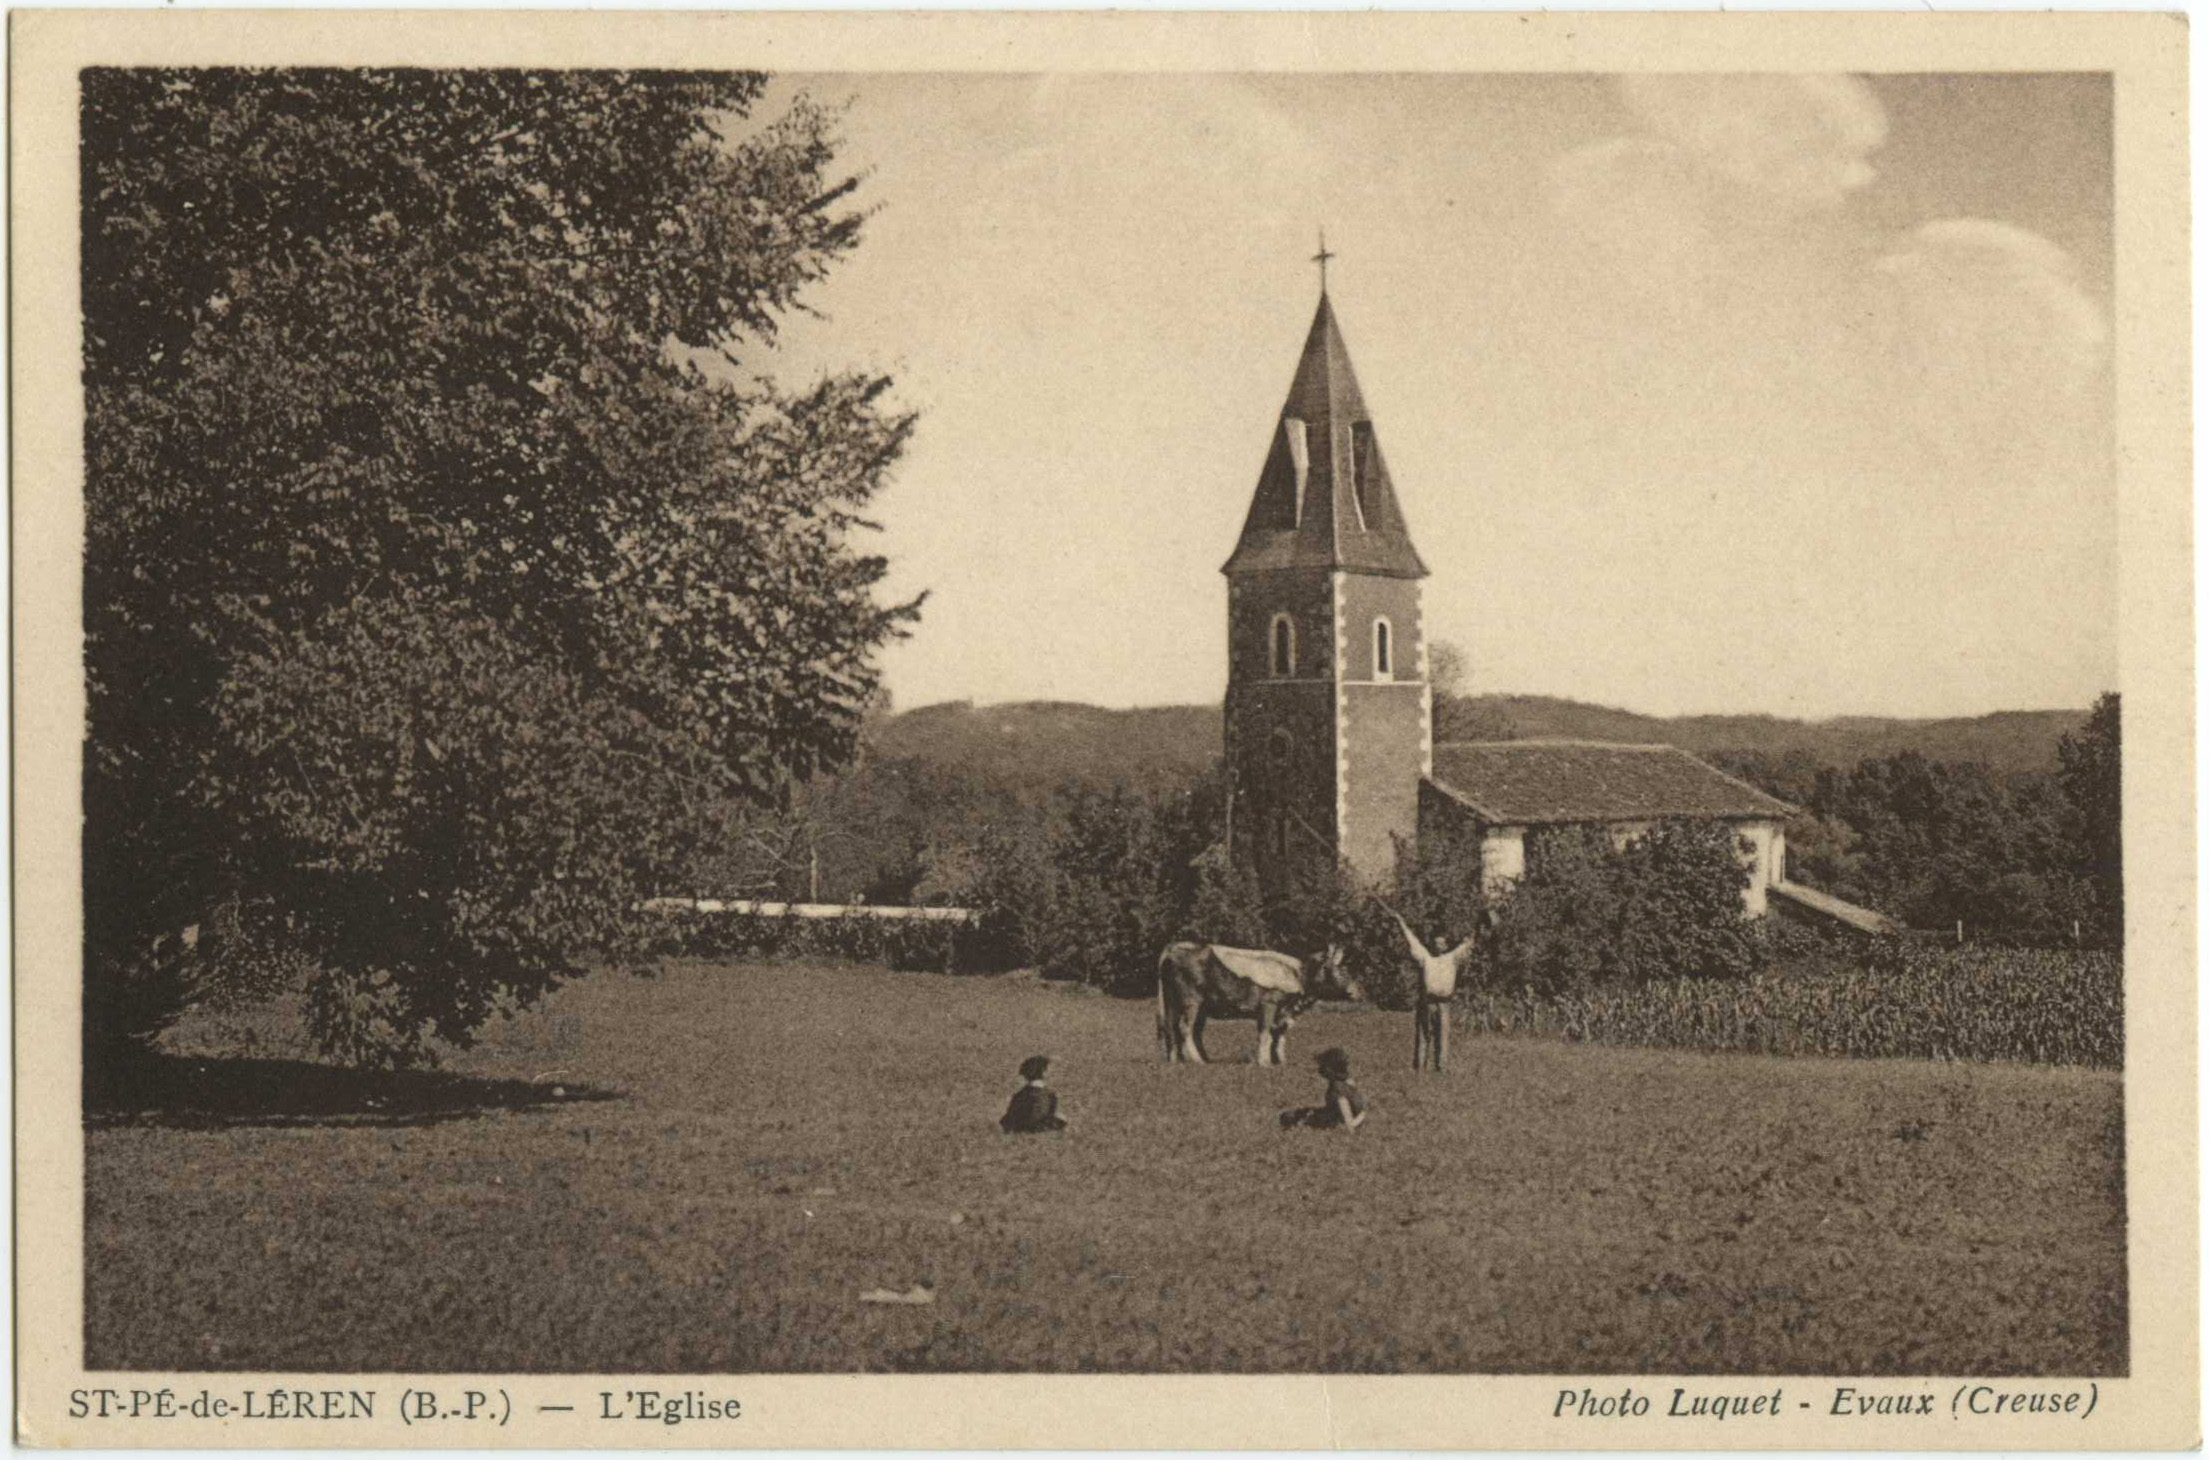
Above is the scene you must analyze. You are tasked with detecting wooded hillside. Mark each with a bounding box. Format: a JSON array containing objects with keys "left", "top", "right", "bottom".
[
  {"left": 873, "top": 696, "right": 2090, "bottom": 784},
  {"left": 703, "top": 694, "right": 2108, "bottom": 930}
]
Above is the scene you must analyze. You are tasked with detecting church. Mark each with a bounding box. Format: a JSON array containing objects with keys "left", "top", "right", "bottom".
[{"left": 1220, "top": 272, "right": 1838, "bottom": 925}]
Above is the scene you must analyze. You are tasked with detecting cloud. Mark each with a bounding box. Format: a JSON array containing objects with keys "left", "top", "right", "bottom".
[
  {"left": 1874, "top": 219, "right": 2107, "bottom": 389},
  {"left": 1543, "top": 136, "right": 1713, "bottom": 294},
  {"left": 1618, "top": 74, "right": 1887, "bottom": 209},
  {"left": 1543, "top": 73, "right": 1886, "bottom": 292},
  {"left": 1871, "top": 219, "right": 2108, "bottom": 456},
  {"left": 1022, "top": 74, "right": 1325, "bottom": 194},
  {"left": 1538, "top": 81, "right": 2107, "bottom": 458}
]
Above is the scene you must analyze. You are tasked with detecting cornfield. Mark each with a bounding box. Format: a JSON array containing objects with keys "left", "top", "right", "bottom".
[{"left": 1457, "top": 945, "right": 2122, "bottom": 1069}]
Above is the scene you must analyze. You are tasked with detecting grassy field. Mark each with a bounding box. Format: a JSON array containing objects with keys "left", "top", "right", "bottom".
[{"left": 87, "top": 960, "right": 2126, "bottom": 1374}]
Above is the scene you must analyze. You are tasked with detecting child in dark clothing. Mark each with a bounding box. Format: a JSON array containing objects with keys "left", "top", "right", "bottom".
[
  {"left": 1000, "top": 1054, "right": 1068, "bottom": 1133},
  {"left": 1280, "top": 1047, "right": 1368, "bottom": 1131}
]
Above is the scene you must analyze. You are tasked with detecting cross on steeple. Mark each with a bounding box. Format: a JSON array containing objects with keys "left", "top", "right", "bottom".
[{"left": 1312, "top": 228, "right": 1335, "bottom": 295}]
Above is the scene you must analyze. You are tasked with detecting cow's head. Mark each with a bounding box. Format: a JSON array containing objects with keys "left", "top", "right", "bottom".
[{"left": 1311, "top": 943, "right": 1366, "bottom": 1002}]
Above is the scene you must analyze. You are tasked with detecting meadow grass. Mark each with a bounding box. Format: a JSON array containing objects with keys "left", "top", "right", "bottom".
[{"left": 87, "top": 960, "right": 2126, "bottom": 1374}]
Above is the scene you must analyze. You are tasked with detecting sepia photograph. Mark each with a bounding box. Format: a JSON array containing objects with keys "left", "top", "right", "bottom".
[{"left": 12, "top": 9, "right": 2195, "bottom": 1451}]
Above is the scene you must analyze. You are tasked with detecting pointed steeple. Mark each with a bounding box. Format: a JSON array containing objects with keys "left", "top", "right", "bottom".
[{"left": 1223, "top": 291, "right": 1429, "bottom": 579}]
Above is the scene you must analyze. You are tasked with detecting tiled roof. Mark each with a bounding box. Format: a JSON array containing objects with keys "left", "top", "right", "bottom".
[
  {"left": 1222, "top": 293, "right": 1428, "bottom": 580},
  {"left": 1426, "top": 740, "right": 1798, "bottom": 825}
]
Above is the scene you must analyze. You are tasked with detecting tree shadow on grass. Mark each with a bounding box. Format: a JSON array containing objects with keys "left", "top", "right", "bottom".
[{"left": 83, "top": 1052, "right": 622, "bottom": 1131}]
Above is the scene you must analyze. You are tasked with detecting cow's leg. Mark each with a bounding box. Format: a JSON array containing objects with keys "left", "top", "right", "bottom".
[
  {"left": 1273, "top": 1019, "right": 1290, "bottom": 1068},
  {"left": 1158, "top": 983, "right": 1175, "bottom": 1062},
  {"left": 1183, "top": 1009, "right": 1209, "bottom": 1064},
  {"left": 1164, "top": 985, "right": 1196, "bottom": 1063},
  {"left": 1253, "top": 1008, "right": 1276, "bottom": 1066}
]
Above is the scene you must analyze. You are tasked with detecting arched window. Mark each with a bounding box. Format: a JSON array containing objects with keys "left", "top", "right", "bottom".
[
  {"left": 1270, "top": 614, "right": 1295, "bottom": 678},
  {"left": 1373, "top": 617, "right": 1394, "bottom": 680}
]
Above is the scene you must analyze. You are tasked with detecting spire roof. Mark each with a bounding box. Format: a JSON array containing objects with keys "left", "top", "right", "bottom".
[{"left": 1223, "top": 292, "right": 1428, "bottom": 579}]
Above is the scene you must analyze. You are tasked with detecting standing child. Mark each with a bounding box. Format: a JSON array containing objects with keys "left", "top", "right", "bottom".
[
  {"left": 1280, "top": 1047, "right": 1369, "bottom": 1131},
  {"left": 1000, "top": 1054, "right": 1069, "bottom": 1133}
]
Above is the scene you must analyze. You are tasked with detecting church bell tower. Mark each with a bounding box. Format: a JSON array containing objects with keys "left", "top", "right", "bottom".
[{"left": 1222, "top": 245, "right": 1432, "bottom": 890}]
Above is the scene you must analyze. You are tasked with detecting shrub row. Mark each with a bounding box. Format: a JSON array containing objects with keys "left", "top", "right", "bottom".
[
  {"left": 1456, "top": 942, "right": 2121, "bottom": 1069},
  {"left": 658, "top": 790, "right": 1783, "bottom": 1007},
  {"left": 646, "top": 908, "right": 1013, "bottom": 974}
]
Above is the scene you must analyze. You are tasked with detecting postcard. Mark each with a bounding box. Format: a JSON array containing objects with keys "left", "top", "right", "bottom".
[{"left": 12, "top": 8, "right": 2195, "bottom": 1450}]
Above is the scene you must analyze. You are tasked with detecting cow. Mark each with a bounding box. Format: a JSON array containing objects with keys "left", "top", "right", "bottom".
[
  {"left": 1155, "top": 941, "right": 1364, "bottom": 1066},
  {"left": 1387, "top": 906, "right": 1494, "bottom": 1074}
]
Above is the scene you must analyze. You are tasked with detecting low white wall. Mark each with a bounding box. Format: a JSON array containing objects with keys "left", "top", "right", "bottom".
[{"left": 642, "top": 898, "right": 978, "bottom": 924}]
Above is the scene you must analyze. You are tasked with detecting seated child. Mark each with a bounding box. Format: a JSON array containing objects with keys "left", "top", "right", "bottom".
[
  {"left": 1000, "top": 1054, "right": 1069, "bottom": 1134},
  {"left": 1280, "top": 1047, "right": 1368, "bottom": 1131}
]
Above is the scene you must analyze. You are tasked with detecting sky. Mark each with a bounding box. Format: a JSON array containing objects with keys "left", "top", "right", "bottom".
[{"left": 748, "top": 72, "right": 2115, "bottom": 721}]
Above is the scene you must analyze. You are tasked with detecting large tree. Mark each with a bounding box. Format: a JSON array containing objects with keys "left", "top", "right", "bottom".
[
  {"left": 2057, "top": 691, "right": 2123, "bottom": 940},
  {"left": 83, "top": 69, "right": 918, "bottom": 1064}
]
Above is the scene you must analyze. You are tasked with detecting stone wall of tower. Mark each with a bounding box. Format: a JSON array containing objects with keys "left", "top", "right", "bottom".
[
  {"left": 1225, "top": 569, "right": 1340, "bottom": 888},
  {"left": 1335, "top": 574, "right": 1430, "bottom": 883},
  {"left": 1226, "top": 568, "right": 1336, "bottom": 683}
]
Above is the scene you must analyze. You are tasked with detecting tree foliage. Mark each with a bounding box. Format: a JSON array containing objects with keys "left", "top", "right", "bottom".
[
  {"left": 1428, "top": 639, "right": 1521, "bottom": 743},
  {"left": 1712, "top": 695, "right": 2120, "bottom": 944},
  {"left": 1469, "top": 821, "right": 1763, "bottom": 995},
  {"left": 936, "top": 767, "right": 1761, "bottom": 1008},
  {"left": 84, "top": 69, "right": 917, "bottom": 1063},
  {"left": 944, "top": 770, "right": 1315, "bottom": 997},
  {"left": 2056, "top": 692, "right": 2123, "bottom": 939}
]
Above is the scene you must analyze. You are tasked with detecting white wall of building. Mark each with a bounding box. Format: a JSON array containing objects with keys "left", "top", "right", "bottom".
[
  {"left": 1478, "top": 827, "right": 1525, "bottom": 898},
  {"left": 1478, "top": 817, "right": 1786, "bottom": 918}
]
